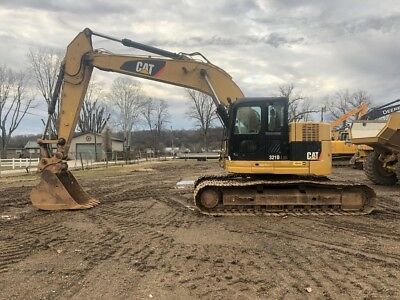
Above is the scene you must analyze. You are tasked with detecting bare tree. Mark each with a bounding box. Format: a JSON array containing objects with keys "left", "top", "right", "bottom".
[
  {"left": 186, "top": 89, "right": 217, "bottom": 151},
  {"left": 27, "top": 47, "right": 63, "bottom": 136},
  {"left": 142, "top": 98, "right": 155, "bottom": 133},
  {"left": 78, "top": 80, "right": 111, "bottom": 133},
  {"left": 0, "top": 66, "right": 34, "bottom": 158},
  {"left": 278, "top": 83, "right": 318, "bottom": 122},
  {"left": 142, "top": 97, "right": 170, "bottom": 152},
  {"left": 102, "top": 126, "right": 112, "bottom": 159},
  {"left": 108, "top": 77, "right": 143, "bottom": 147},
  {"left": 154, "top": 100, "right": 170, "bottom": 136},
  {"left": 328, "top": 89, "right": 372, "bottom": 124}
]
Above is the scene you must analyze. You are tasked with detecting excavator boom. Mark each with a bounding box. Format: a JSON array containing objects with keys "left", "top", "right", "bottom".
[
  {"left": 57, "top": 28, "right": 243, "bottom": 158},
  {"left": 31, "top": 28, "right": 243, "bottom": 210}
]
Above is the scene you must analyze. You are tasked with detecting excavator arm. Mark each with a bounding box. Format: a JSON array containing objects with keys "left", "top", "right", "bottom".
[
  {"left": 31, "top": 28, "right": 243, "bottom": 210},
  {"left": 330, "top": 102, "right": 369, "bottom": 129},
  {"left": 359, "top": 99, "right": 400, "bottom": 120},
  {"left": 55, "top": 28, "right": 243, "bottom": 159}
]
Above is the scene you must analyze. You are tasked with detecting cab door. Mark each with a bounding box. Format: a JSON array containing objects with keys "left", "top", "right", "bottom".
[
  {"left": 265, "top": 101, "right": 289, "bottom": 160},
  {"left": 229, "top": 104, "right": 266, "bottom": 160}
]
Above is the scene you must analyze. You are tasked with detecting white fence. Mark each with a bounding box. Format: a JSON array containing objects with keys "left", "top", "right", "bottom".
[{"left": 0, "top": 157, "right": 40, "bottom": 170}]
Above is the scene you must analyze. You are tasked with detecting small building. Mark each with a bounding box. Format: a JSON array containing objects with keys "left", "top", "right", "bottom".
[
  {"left": 24, "top": 141, "right": 40, "bottom": 157},
  {"left": 145, "top": 148, "right": 155, "bottom": 155},
  {"left": 23, "top": 133, "right": 124, "bottom": 160},
  {"left": 22, "top": 141, "right": 57, "bottom": 159},
  {"left": 5, "top": 147, "right": 24, "bottom": 159},
  {"left": 68, "top": 133, "right": 124, "bottom": 160},
  {"left": 164, "top": 147, "right": 180, "bottom": 155},
  {"left": 24, "top": 141, "right": 55, "bottom": 158}
]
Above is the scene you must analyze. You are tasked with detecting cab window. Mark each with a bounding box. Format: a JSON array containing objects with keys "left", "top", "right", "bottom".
[
  {"left": 234, "top": 106, "right": 261, "bottom": 134},
  {"left": 340, "top": 132, "right": 349, "bottom": 141},
  {"left": 268, "top": 104, "right": 285, "bottom": 131}
]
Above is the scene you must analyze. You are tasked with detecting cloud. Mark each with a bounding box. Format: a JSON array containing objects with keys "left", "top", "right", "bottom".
[
  {"left": 146, "top": 32, "right": 304, "bottom": 48},
  {"left": 1, "top": 0, "right": 400, "bottom": 133},
  {"left": 0, "top": 0, "right": 132, "bottom": 15}
]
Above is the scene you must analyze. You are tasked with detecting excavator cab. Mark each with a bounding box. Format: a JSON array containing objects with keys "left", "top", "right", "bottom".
[{"left": 228, "top": 97, "right": 289, "bottom": 161}]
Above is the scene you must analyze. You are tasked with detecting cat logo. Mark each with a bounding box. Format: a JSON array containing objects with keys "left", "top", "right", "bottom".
[
  {"left": 120, "top": 60, "right": 166, "bottom": 77},
  {"left": 306, "top": 151, "right": 319, "bottom": 160},
  {"left": 135, "top": 61, "right": 155, "bottom": 75}
]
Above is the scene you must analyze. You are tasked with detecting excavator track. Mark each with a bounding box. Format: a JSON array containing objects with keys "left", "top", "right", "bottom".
[{"left": 194, "top": 174, "right": 377, "bottom": 216}]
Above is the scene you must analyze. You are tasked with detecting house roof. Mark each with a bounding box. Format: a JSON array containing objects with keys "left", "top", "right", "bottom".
[
  {"left": 24, "top": 141, "right": 57, "bottom": 149},
  {"left": 24, "top": 141, "right": 40, "bottom": 149}
]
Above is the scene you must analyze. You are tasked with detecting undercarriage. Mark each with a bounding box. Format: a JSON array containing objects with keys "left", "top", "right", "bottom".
[{"left": 194, "top": 174, "right": 377, "bottom": 216}]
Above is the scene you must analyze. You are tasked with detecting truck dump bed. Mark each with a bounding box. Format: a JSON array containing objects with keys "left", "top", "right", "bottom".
[{"left": 351, "top": 112, "right": 400, "bottom": 153}]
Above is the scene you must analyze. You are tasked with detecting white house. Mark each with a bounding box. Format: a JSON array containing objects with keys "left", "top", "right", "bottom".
[
  {"left": 24, "top": 133, "right": 124, "bottom": 160},
  {"left": 69, "top": 133, "right": 124, "bottom": 160}
]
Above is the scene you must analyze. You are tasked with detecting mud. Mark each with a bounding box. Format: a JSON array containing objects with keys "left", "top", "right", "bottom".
[{"left": 0, "top": 160, "right": 399, "bottom": 299}]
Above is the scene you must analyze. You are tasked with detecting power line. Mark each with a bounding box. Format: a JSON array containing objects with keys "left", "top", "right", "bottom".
[
  {"left": 26, "top": 106, "right": 49, "bottom": 114},
  {"left": 0, "top": 105, "right": 47, "bottom": 118}
]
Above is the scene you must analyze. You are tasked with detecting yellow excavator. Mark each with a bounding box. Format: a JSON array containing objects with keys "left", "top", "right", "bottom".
[
  {"left": 330, "top": 103, "right": 369, "bottom": 165},
  {"left": 30, "top": 28, "right": 376, "bottom": 215}
]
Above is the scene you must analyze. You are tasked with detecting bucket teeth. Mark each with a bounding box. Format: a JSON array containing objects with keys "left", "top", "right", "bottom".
[{"left": 30, "top": 170, "right": 99, "bottom": 211}]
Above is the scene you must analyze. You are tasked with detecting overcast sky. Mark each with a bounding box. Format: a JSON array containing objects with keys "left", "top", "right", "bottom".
[{"left": 1, "top": 0, "right": 400, "bottom": 134}]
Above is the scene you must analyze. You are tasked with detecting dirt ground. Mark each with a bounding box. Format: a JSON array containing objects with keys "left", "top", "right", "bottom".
[{"left": 0, "top": 160, "right": 399, "bottom": 300}]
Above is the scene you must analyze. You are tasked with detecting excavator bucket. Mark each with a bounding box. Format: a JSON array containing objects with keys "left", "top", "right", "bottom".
[{"left": 30, "top": 169, "right": 99, "bottom": 211}]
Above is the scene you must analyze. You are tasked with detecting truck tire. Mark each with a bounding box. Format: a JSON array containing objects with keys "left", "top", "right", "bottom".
[
  {"left": 353, "top": 161, "right": 364, "bottom": 170},
  {"left": 364, "top": 151, "right": 397, "bottom": 185}
]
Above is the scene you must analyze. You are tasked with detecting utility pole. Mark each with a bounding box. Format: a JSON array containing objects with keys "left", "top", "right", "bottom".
[
  {"left": 321, "top": 106, "right": 326, "bottom": 122},
  {"left": 170, "top": 126, "right": 174, "bottom": 156},
  {"left": 94, "top": 110, "right": 98, "bottom": 161}
]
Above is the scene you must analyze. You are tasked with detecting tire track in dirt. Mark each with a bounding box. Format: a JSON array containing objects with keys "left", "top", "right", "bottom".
[
  {"left": 0, "top": 236, "right": 36, "bottom": 273},
  {"left": 220, "top": 219, "right": 400, "bottom": 298},
  {"left": 265, "top": 248, "right": 320, "bottom": 298},
  {"left": 85, "top": 198, "right": 176, "bottom": 261},
  {"left": 94, "top": 185, "right": 170, "bottom": 205},
  {"left": 152, "top": 195, "right": 205, "bottom": 229},
  {"left": 73, "top": 188, "right": 206, "bottom": 297},
  {"left": 239, "top": 231, "right": 354, "bottom": 299},
  {"left": 268, "top": 229, "right": 400, "bottom": 265},
  {"left": 302, "top": 218, "right": 400, "bottom": 242},
  {"left": 259, "top": 231, "right": 398, "bottom": 298},
  {"left": 53, "top": 230, "right": 123, "bottom": 299},
  {"left": 56, "top": 168, "right": 190, "bottom": 296},
  {"left": 318, "top": 252, "right": 374, "bottom": 297},
  {"left": 322, "top": 248, "right": 396, "bottom": 297},
  {"left": 377, "top": 202, "right": 400, "bottom": 214},
  {"left": 0, "top": 217, "right": 67, "bottom": 274},
  {"left": 266, "top": 244, "right": 336, "bottom": 298},
  {"left": 0, "top": 186, "right": 31, "bottom": 210},
  {"left": 258, "top": 228, "right": 399, "bottom": 297}
]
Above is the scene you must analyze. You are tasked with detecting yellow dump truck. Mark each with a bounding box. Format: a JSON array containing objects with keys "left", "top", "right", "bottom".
[{"left": 351, "top": 112, "right": 400, "bottom": 185}]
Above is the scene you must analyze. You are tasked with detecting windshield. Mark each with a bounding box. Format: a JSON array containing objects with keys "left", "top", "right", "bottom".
[{"left": 234, "top": 106, "right": 261, "bottom": 134}]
